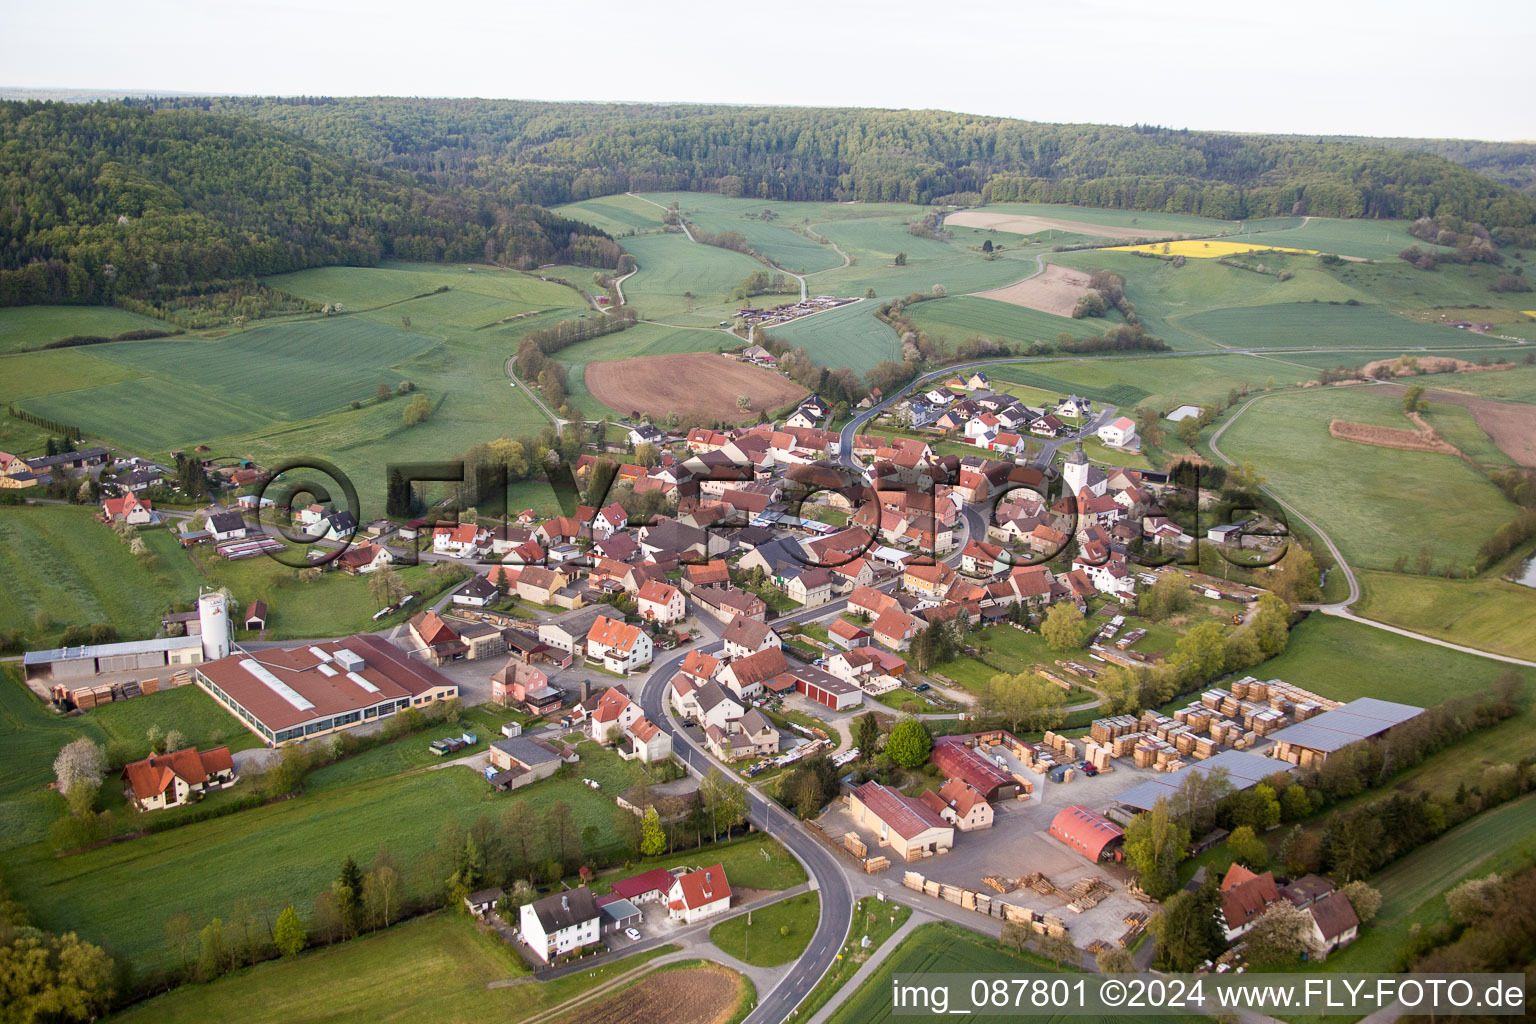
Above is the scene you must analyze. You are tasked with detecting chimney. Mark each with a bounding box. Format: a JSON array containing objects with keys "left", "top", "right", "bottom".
[{"left": 561, "top": 894, "right": 569, "bottom": 911}]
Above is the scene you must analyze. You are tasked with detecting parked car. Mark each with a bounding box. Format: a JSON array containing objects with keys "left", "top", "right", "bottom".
[
  {"left": 624, "top": 927, "right": 641, "bottom": 941},
  {"left": 1079, "top": 762, "right": 1099, "bottom": 777},
  {"left": 913, "top": 683, "right": 930, "bottom": 692}
]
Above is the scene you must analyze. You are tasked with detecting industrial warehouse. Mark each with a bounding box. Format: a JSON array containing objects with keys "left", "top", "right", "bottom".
[{"left": 194, "top": 634, "right": 460, "bottom": 745}]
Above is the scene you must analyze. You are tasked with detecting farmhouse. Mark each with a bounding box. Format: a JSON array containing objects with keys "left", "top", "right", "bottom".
[
  {"left": 1048, "top": 805, "right": 1124, "bottom": 863},
  {"left": 408, "top": 611, "right": 468, "bottom": 665},
  {"left": 1218, "top": 863, "right": 1282, "bottom": 941},
  {"left": 539, "top": 604, "right": 609, "bottom": 657},
  {"left": 520, "top": 887, "right": 602, "bottom": 963},
  {"left": 667, "top": 865, "right": 732, "bottom": 923},
  {"left": 195, "top": 635, "right": 458, "bottom": 746},
  {"left": 102, "top": 493, "right": 154, "bottom": 525},
  {"left": 692, "top": 586, "right": 767, "bottom": 624},
  {"left": 716, "top": 645, "right": 790, "bottom": 700},
  {"left": 120, "top": 746, "right": 235, "bottom": 811},
  {"left": 848, "top": 780, "right": 954, "bottom": 861}
]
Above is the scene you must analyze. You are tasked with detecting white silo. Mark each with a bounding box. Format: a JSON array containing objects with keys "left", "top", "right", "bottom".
[{"left": 198, "top": 590, "right": 231, "bottom": 662}]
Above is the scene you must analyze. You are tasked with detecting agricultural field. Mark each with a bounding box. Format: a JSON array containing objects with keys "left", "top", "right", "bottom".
[
  {"left": 905, "top": 294, "right": 1095, "bottom": 348},
  {"left": 1176, "top": 301, "right": 1489, "bottom": 351},
  {"left": 828, "top": 922, "right": 1205, "bottom": 1024},
  {"left": 807, "top": 216, "right": 1039, "bottom": 299},
  {"left": 0, "top": 347, "right": 144, "bottom": 402},
  {"left": 950, "top": 203, "right": 1233, "bottom": 238},
  {"left": 268, "top": 262, "right": 582, "bottom": 324},
  {"left": 552, "top": 320, "right": 733, "bottom": 418},
  {"left": 554, "top": 193, "right": 669, "bottom": 236},
  {"left": 108, "top": 913, "right": 673, "bottom": 1024},
  {"left": 558, "top": 963, "right": 748, "bottom": 1024},
  {"left": 974, "top": 353, "right": 1311, "bottom": 413},
  {"left": 1214, "top": 387, "right": 1518, "bottom": 570},
  {"left": 1249, "top": 613, "right": 1535, "bottom": 708},
  {"left": 0, "top": 305, "right": 169, "bottom": 354},
  {"left": 772, "top": 301, "right": 900, "bottom": 372},
  {"left": 618, "top": 233, "right": 769, "bottom": 325},
  {"left": 1419, "top": 401, "right": 1516, "bottom": 467},
  {"left": 0, "top": 506, "right": 205, "bottom": 645},
  {"left": 1107, "top": 240, "right": 1319, "bottom": 258},
  {"left": 708, "top": 892, "right": 819, "bottom": 966},
  {"left": 589, "top": 833, "right": 807, "bottom": 894},
  {"left": 1410, "top": 364, "right": 1536, "bottom": 404},
  {"left": 661, "top": 195, "right": 846, "bottom": 274},
  {"left": 5, "top": 749, "right": 661, "bottom": 966},
  {"left": 1220, "top": 216, "right": 1454, "bottom": 262},
  {"left": 1354, "top": 569, "right": 1536, "bottom": 661},
  {"left": 585, "top": 351, "right": 805, "bottom": 423}
]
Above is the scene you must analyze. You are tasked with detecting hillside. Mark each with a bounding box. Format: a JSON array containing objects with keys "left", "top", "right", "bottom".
[
  {"left": 134, "top": 97, "right": 1536, "bottom": 227},
  {"left": 0, "top": 102, "right": 619, "bottom": 308}
]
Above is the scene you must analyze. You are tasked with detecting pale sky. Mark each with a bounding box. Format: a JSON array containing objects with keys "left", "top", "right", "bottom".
[{"left": 6, "top": 0, "right": 1533, "bottom": 140}]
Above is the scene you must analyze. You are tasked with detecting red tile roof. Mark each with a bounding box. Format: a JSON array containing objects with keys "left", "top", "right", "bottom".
[
  {"left": 854, "top": 780, "right": 949, "bottom": 840},
  {"left": 588, "top": 615, "right": 645, "bottom": 653},
  {"left": 671, "top": 864, "right": 731, "bottom": 910}
]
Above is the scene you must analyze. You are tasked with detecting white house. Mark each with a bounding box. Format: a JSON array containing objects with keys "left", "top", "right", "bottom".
[
  {"left": 433, "top": 522, "right": 489, "bottom": 557},
  {"left": 636, "top": 579, "right": 686, "bottom": 625},
  {"left": 1097, "top": 416, "right": 1138, "bottom": 449},
  {"left": 206, "top": 510, "right": 248, "bottom": 542},
  {"left": 520, "top": 888, "right": 602, "bottom": 962},
  {"left": 585, "top": 615, "right": 654, "bottom": 674},
  {"left": 666, "top": 865, "right": 732, "bottom": 924}
]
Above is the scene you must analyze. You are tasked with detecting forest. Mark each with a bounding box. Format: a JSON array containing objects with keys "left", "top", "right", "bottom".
[
  {"left": 0, "top": 102, "right": 620, "bottom": 307},
  {"left": 129, "top": 97, "right": 1536, "bottom": 226}
]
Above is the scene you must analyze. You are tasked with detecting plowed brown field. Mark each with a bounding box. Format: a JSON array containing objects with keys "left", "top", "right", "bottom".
[
  {"left": 558, "top": 965, "right": 743, "bottom": 1024},
  {"left": 586, "top": 353, "right": 807, "bottom": 422}
]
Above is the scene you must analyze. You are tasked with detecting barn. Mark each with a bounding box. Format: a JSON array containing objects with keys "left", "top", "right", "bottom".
[{"left": 1049, "top": 805, "right": 1124, "bottom": 863}]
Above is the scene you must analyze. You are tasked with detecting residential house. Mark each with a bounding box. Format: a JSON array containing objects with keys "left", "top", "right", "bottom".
[
  {"left": 585, "top": 616, "right": 654, "bottom": 674},
  {"left": 785, "top": 567, "right": 834, "bottom": 607},
  {"left": 681, "top": 560, "right": 730, "bottom": 592},
  {"left": 692, "top": 586, "right": 767, "bottom": 624},
  {"left": 828, "top": 618, "right": 870, "bottom": 649},
  {"left": 720, "top": 613, "right": 781, "bottom": 659},
  {"left": 584, "top": 685, "right": 644, "bottom": 743},
  {"left": 538, "top": 605, "right": 609, "bottom": 657},
  {"left": 717, "top": 645, "right": 789, "bottom": 700},
  {"left": 520, "top": 887, "right": 602, "bottom": 962},
  {"left": 628, "top": 424, "right": 666, "bottom": 447},
  {"left": 207, "top": 510, "right": 248, "bottom": 542},
  {"left": 102, "top": 493, "right": 154, "bottom": 526},
  {"left": 488, "top": 734, "right": 563, "bottom": 789},
  {"left": 336, "top": 541, "right": 393, "bottom": 575},
  {"left": 1097, "top": 416, "right": 1138, "bottom": 449},
  {"left": 619, "top": 716, "right": 672, "bottom": 763},
  {"left": 453, "top": 575, "right": 500, "bottom": 608},
  {"left": 433, "top": 522, "right": 490, "bottom": 557},
  {"left": 848, "top": 780, "right": 954, "bottom": 861},
  {"left": 592, "top": 503, "right": 628, "bottom": 539},
  {"left": 919, "top": 777, "right": 994, "bottom": 831},
  {"left": 516, "top": 566, "right": 570, "bottom": 606},
  {"left": 636, "top": 579, "right": 686, "bottom": 625},
  {"left": 1218, "top": 863, "right": 1283, "bottom": 941},
  {"left": 669, "top": 678, "right": 744, "bottom": 731},
  {"left": 121, "top": 746, "right": 235, "bottom": 811},
  {"left": 491, "top": 661, "right": 563, "bottom": 715},
  {"left": 667, "top": 865, "right": 732, "bottom": 923},
  {"left": 735, "top": 708, "right": 779, "bottom": 756}
]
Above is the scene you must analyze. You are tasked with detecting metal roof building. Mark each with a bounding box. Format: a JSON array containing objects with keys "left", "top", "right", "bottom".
[
  {"left": 1113, "top": 749, "right": 1287, "bottom": 813},
  {"left": 1267, "top": 697, "right": 1423, "bottom": 752},
  {"left": 1049, "top": 804, "right": 1124, "bottom": 862}
]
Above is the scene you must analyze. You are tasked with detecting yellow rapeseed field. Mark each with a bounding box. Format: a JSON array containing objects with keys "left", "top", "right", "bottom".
[{"left": 1105, "top": 239, "right": 1320, "bottom": 258}]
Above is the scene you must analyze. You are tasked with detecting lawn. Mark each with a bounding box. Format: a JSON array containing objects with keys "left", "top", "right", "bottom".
[
  {"left": 933, "top": 625, "right": 1058, "bottom": 693},
  {"left": 1214, "top": 387, "right": 1519, "bottom": 571},
  {"left": 708, "top": 891, "right": 818, "bottom": 966},
  {"left": 0, "top": 506, "right": 205, "bottom": 644},
  {"left": 195, "top": 547, "right": 449, "bottom": 641},
  {"left": 108, "top": 912, "right": 673, "bottom": 1024},
  {"left": 0, "top": 669, "right": 263, "bottom": 853},
  {"left": 1353, "top": 569, "right": 1536, "bottom": 661},
  {"left": 593, "top": 833, "right": 807, "bottom": 893},
  {"left": 0, "top": 305, "right": 169, "bottom": 354},
  {"left": 771, "top": 300, "right": 898, "bottom": 373},
  {"left": 1251, "top": 613, "right": 1536, "bottom": 707}
]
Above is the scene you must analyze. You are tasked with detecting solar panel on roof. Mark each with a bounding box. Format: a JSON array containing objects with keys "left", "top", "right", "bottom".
[{"left": 239, "top": 658, "right": 315, "bottom": 712}]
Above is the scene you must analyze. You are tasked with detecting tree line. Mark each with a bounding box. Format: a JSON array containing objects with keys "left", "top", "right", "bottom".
[
  {"left": 129, "top": 97, "right": 1536, "bottom": 233},
  {"left": 0, "top": 101, "right": 621, "bottom": 310}
]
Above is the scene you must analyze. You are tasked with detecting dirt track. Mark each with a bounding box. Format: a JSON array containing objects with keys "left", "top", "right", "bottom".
[
  {"left": 1367, "top": 382, "right": 1536, "bottom": 467},
  {"left": 947, "top": 210, "right": 1199, "bottom": 240},
  {"left": 973, "top": 264, "right": 1093, "bottom": 317},
  {"left": 558, "top": 965, "right": 742, "bottom": 1024},
  {"left": 585, "top": 352, "right": 807, "bottom": 423}
]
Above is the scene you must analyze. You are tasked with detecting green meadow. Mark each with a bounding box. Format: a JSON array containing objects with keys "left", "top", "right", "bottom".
[
  {"left": 1214, "top": 387, "right": 1518, "bottom": 570},
  {"left": 905, "top": 295, "right": 1095, "bottom": 348},
  {"left": 772, "top": 301, "right": 899, "bottom": 372},
  {"left": 0, "top": 305, "right": 169, "bottom": 355}
]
